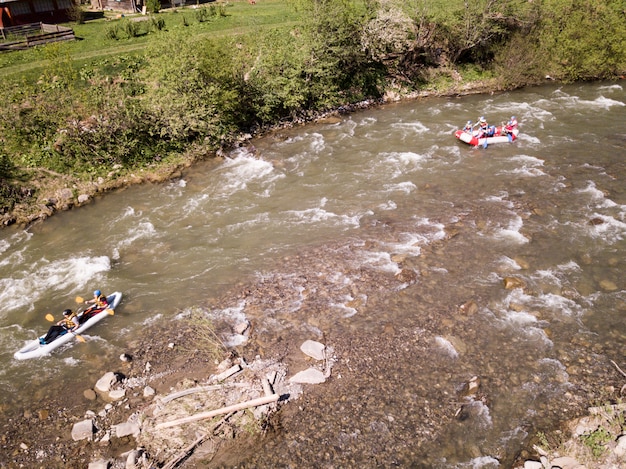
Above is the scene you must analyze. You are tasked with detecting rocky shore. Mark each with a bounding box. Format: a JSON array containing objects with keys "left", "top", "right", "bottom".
[
  {"left": 0, "top": 77, "right": 514, "bottom": 230},
  {"left": 3, "top": 259, "right": 625, "bottom": 468}
]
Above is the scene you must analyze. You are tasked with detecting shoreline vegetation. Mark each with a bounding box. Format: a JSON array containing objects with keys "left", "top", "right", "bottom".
[{"left": 1, "top": 0, "right": 625, "bottom": 228}]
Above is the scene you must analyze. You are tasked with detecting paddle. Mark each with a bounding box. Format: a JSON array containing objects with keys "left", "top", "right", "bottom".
[{"left": 44, "top": 313, "right": 86, "bottom": 343}]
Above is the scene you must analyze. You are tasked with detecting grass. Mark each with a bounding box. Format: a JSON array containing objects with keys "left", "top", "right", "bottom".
[
  {"left": 534, "top": 401, "right": 626, "bottom": 466},
  {"left": 179, "top": 307, "right": 228, "bottom": 363},
  {"left": 0, "top": 0, "right": 302, "bottom": 78}
]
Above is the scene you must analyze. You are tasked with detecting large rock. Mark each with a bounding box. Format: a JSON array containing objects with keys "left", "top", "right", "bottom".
[
  {"left": 108, "top": 389, "right": 126, "bottom": 401},
  {"left": 71, "top": 419, "right": 95, "bottom": 441},
  {"left": 95, "top": 372, "right": 120, "bottom": 393},
  {"left": 614, "top": 434, "right": 626, "bottom": 458},
  {"left": 523, "top": 461, "right": 542, "bottom": 469},
  {"left": 113, "top": 421, "right": 141, "bottom": 438},
  {"left": 300, "top": 340, "right": 326, "bottom": 361},
  {"left": 289, "top": 368, "right": 326, "bottom": 384},
  {"left": 550, "top": 456, "right": 583, "bottom": 469},
  {"left": 88, "top": 459, "right": 111, "bottom": 469}
]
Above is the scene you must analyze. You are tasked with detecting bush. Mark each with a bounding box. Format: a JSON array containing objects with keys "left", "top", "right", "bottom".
[
  {"left": 194, "top": 7, "right": 212, "bottom": 23},
  {"left": 148, "top": 16, "right": 166, "bottom": 32},
  {"left": 146, "top": 0, "right": 160, "bottom": 14},
  {"left": 67, "top": 1, "right": 85, "bottom": 24}
]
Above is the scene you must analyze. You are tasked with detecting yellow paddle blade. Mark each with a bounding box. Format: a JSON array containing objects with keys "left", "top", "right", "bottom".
[
  {"left": 74, "top": 334, "right": 86, "bottom": 343},
  {"left": 45, "top": 313, "right": 55, "bottom": 322},
  {"left": 75, "top": 296, "right": 84, "bottom": 304},
  {"left": 105, "top": 308, "right": 114, "bottom": 315}
]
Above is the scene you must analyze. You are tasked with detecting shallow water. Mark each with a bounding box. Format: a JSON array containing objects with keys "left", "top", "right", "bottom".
[{"left": 1, "top": 82, "right": 625, "bottom": 467}]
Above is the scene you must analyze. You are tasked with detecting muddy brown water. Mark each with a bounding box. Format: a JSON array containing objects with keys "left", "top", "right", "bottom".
[{"left": 1, "top": 82, "right": 625, "bottom": 467}]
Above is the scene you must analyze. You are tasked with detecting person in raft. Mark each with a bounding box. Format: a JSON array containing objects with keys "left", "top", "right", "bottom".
[
  {"left": 40, "top": 309, "right": 79, "bottom": 344},
  {"left": 463, "top": 120, "right": 474, "bottom": 133},
  {"left": 81, "top": 289, "right": 109, "bottom": 322},
  {"left": 502, "top": 116, "right": 518, "bottom": 134},
  {"left": 477, "top": 116, "right": 496, "bottom": 138}
]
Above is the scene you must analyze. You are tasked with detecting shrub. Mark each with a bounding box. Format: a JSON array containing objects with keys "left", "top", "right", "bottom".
[
  {"left": 194, "top": 7, "right": 211, "bottom": 23},
  {"left": 146, "top": 0, "right": 160, "bottom": 14},
  {"left": 121, "top": 19, "right": 140, "bottom": 39},
  {"left": 148, "top": 16, "right": 166, "bottom": 32}
]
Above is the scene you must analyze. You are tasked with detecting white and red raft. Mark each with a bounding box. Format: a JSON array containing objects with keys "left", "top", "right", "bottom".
[{"left": 455, "top": 126, "right": 519, "bottom": 147}]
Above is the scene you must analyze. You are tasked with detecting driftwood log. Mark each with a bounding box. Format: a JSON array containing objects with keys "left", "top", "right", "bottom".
[
  {"left": 155, "top": 394, "right": 280, "bottom": 430},
  {"left": 160, "top": 383, "right": 248, "bottom": 404}
]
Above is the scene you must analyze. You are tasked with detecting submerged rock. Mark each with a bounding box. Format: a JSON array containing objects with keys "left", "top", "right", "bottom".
[{"left": 503, "top": 276, "right": 526, "bottom": 289}]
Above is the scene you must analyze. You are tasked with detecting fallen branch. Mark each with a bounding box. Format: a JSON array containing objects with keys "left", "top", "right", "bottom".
[
  {"left": 161, "top": 383, "right": 248, "bottom": 404},
  {"left": 610, "top": 360, "right": 626, "bottom": 379},
  {"left": 161, "top": 412, "right": 234, "bottom": 469},
  {"left": 155, "top": 394, "right": 280, "bottom": 430}
]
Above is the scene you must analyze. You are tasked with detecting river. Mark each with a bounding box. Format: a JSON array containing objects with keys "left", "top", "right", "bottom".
[{"left": 1, "top": 82, "right": 625, "bottom": 467}]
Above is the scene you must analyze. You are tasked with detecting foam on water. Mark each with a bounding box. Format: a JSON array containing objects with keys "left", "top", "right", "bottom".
[
  {"left": 588, "top": 214, "right": 626, "bottom": 243},
  {"left": 496, "top": 256, "right": 523, "bottom": 271},
  {"left": 600, "top": 83, "right": 623, "bottom": 91},
  {"left": 0, "top": 255, "right": 111, "bottom": 316},
  {"left": 378, "top": 200, "right": 397, "bottom": 211},
  {"left": 220, "top": 212, "right": 271, "bottom": 236},
  {"left": 62, "top": 356, "right": 81, "bottom": 366},
  {"left": 0, "top": 231, "right": 32, "bottom": 268},
  {"left": 354, "top": 250, "right": 401, "bottom": 274},
  {"left": 383, "top": 181, "right": 417, "bottom": 194},
  {"left": 284, "top": 206, "right": 363, "bottom": 228},
  {"left": 578, "top": 181, "right": 617, "bottom": 208},
  {"left": 115, "top": 221, "right": 157, "bottom": 250},
  {"left": 484, "top": 193, "right": 514, "bottom": 209},
  {"left": 141, "top": 313, "right": 163, "bottom": 326},
  {"left": 490, "top": 215, "right": 529, "bottom": 244},
  {"left": 378, "top": 150, "right": 431, "bottom": 179},
  {"left": 209, "top": 300, "right": 247, "bottom": 324},
  {"left": 216, "top": 153, "right": 282, "bottom": 198},
  {"left": 391, "top": 121, "right": 429, "bottom": 134},
  {"left": 532, "top": 261, "right": 581, "bottom": 291},
  {"left": 550, "top": 93, "right": 625, "bottom": 112},
  {"left": 502, "top": 287, "right": 583, "bottom": 319},
  {"left": 454, "top": 456, "right": 500, "bottom": 469},
  {"left": 497, "top": 155, "right": 546, "bottom": 177},
  {"left": 182, "top": 193, "right": 209, "bottom": 214}
]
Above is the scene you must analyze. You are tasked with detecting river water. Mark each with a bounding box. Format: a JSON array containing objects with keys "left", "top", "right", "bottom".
[{"left": 1, "top": 82, "right": 625, "bottom": 467}]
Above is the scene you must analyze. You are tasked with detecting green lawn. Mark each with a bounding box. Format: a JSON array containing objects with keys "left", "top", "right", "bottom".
[{"left": 0, "top": 0, "right": 301, "bottom": 78}]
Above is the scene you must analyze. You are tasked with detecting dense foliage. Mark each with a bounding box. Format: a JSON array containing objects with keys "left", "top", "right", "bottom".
[{"left": 0, "top": 0, "right": 624, "bottom": 218}]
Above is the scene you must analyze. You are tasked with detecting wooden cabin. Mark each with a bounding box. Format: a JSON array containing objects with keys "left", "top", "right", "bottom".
[
  {"left": 90, "top": 0, "right": 140, "bottom": 13},
  {"left": 0, "top": 0, "right": 73, "bottom": 28}
]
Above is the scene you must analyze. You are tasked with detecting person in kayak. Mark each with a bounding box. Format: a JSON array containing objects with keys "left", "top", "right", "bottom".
[
  {"left": 81, "top": 289, "right": 109, "bottom": 322},
  {"left": 40, "top": 309, "right": 79, "bottom": 344}
]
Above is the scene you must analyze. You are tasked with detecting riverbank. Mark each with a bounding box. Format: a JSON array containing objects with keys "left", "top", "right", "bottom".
[
  {"left": 3, "top": 247, "right": 624, "bottom": 468},
  {"left": 0, "top": 76, "right": 515, "bottom": 230}
]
